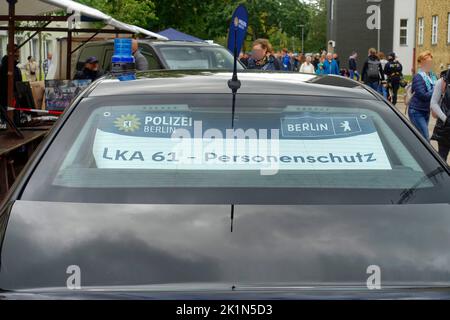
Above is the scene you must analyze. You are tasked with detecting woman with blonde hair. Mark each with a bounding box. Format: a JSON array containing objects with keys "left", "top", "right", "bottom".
[{"left": 408, "top": 50, "right": 438, "bottom": 140}]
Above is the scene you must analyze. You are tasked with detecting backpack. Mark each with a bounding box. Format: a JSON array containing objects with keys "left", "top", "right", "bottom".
[
  {"left": 404, "top": 82, "right": 414, "bottom": 112},
  {"left": 431, "top": 81, "right": 450, "bottom": 144},
  {"left": 367, "top": 59, "right": 381, "bottom": 80},
  {"left": 441, "top": 81, "right": 450, "bottom": 116}
]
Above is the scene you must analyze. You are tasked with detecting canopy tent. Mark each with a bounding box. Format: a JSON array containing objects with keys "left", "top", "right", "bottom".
[
  {"left": 0, "top": 0, "right": 167, "bottom": 39},
  {"left": 157, "top": 28, "right": 204, "bottom": 42},
  {"left": 0, "top": 0, "right": 56, "bottom": 15},
  {"left": 0, "top": 0, "right": 167, "bottom": 137}
]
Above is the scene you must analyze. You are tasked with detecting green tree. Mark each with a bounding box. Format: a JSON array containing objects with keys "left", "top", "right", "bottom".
[
  {"left": 200, "top": 0, "right": 312, "bottom": 52},
  {"left": 77, "top": 0, "right": 158, "bottom": 29},
  {"left": 304, "top": 0, "right": 327, "bottom": 53},
  {"left": 76, "top": 0, "right": 326, "bottom": 53},
  {"left": 151, "top": 0, "right": 213, "bottom": 38}
]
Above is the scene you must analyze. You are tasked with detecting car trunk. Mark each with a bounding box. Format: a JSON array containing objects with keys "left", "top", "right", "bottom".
[{"left": 1, "top": 201, "right": 450, "bottom": 293}]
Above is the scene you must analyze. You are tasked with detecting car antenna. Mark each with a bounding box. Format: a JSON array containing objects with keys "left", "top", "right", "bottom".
[
  {"left": 230, "top": 204, "right": 235, "bottom": 232},
  {"left": 227, "top": 5, "right": 248, "bottom": 232},
  {"left": 228, "top": 18, "right": 240, "bottom": 233},
  {"left": 228, "top": 16, "right": 241, "bottom": 129}
]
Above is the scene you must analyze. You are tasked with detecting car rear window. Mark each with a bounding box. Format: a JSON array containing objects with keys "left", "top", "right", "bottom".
[
  {"left": 158, "top": 46, "right": 243, "bottom": 70},
  {"left": 21, "top": 94, "right": 450, "bottom": 204}
]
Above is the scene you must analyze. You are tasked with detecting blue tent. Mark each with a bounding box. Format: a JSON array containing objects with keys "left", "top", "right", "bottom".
[{"left": 157, "top": 28, "right": 204, "bottom": 42}]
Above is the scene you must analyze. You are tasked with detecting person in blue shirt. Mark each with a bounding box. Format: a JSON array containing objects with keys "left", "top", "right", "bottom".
[
  {"left": 281, "top": 48, "right": 291, "bottom": 71},
  {"left": 322, "top": 53, "right": 339, "bottom": 75},
  {"left": 315, "top": 62, "right": 325, "bottom": 75},
  {"left": 408, "top": 51, "right": 438, "bottom": 140}
]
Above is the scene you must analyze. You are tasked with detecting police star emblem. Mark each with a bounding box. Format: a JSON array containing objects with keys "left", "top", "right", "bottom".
[{"left": 114, "top": 114, "right": 141, "bottom": 132}]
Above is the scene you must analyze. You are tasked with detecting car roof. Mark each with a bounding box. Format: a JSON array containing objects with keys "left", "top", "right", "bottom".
[{"left": 86, "top": 70, "right": 377, "bottom": 100}]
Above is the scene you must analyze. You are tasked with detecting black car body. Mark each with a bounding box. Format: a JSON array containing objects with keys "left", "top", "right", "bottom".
[
  {"left": 1, "top": 71, "right": 450, "bottom": 299},
  {"left": 73, "top": 40, "right": 244, "bottom": 78}
]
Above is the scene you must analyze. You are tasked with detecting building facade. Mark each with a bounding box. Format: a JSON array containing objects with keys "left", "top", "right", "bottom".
[
  {"left": 327, "top": 0, "right": 416, "bottom": 75},
  {"left": 0, "top": 21, "right": 103, "bottom": 80},
  {"left": 415, "top": 0, "right": 450, "bottom": 73},
  {"left": 0, "top": 30, "right": 56, "bottom": 69},
  {"left": 392, "top": 0, "right": 416, "bottom": 75}
]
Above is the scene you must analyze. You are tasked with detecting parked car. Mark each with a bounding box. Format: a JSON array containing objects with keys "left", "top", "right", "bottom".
[
  {"left": 73, "top": 40, "right": 244, "bottom": 78},
  {"left": 1, "top": 71, "right": 450, "bottom": 299}
]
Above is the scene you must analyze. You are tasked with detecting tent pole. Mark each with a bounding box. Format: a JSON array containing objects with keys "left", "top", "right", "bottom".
[
  {"left": 66, "top": 30, "right": 72, "bottom": 79},
  {"left": 0, "top": 26, "right": 135, "bottom": 34},
  {"left": 7, "top": 0, "right": 17, "bottom": 109},
  {"left": 71, "top": 32, "right": 100, "bottom": 55},
  {"left": 4, "top": 0, "right": 23, "bottom": 138},
  {"left": 0, "top": 15, "right": 71, "bottom": 22}
]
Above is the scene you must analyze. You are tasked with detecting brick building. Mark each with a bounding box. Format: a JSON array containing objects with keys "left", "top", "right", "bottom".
[
  {"left": 327, "top": 0, "right": 450, "bottom": 75},
  {"left": 415, "top": 0, "right": 450, "bottom": 73}
]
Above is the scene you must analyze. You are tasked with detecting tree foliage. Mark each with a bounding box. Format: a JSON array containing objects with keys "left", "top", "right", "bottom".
[
  {"left": 77, "top": 0, "right": 157, "bottom": 28},
  {"left": 76, "top": 0, "right": 327, "bottom": 52}
]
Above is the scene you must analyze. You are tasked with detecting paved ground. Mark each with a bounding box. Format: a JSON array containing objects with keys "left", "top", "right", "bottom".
[{"left": 394, "top": 102, "right": 449, "bottom": 165}]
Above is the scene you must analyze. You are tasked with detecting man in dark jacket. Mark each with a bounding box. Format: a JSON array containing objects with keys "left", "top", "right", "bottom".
[
  {"left": 0, "top": 45, "right": 22, "bottom": 128},
  {"left": 74, "top": 56, "right": 104, "bottom": 81},
  {"left": 312, "top": 54, "right": 320, "bottom": 70},
  {"left": 384, "top": 52, "right": 403, "bottom": 105},
  {"left": 333, "top": 53, "right": 340, "bottom": 69},
  {"left": 348, "top": 52, "right": 359, "bottom": 81},
  {"left": 247, "top": 39, "right": 281, "bottom": 71},
  {"left": 361, "top": 48, "right": 384, "bottom": 91}
]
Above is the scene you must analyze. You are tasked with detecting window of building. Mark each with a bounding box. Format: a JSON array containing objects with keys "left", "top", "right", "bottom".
[
  {"left": 447, "top": 12, "right": 450, "bottom": 44},
  {"left": 418, "top": 17, "right": 424, "bottom": 46},
  {"left": 32, "top": 39, "right": 38, "bottom": 58},
  {"left": 400, "top": 19, "right": 408, "bottom": 45},
  {"left": 432, "top": 15, "right": 438, "bottom": 45},
  {"left": 45, "top": 40, "right": 53, "bottom": 56}
]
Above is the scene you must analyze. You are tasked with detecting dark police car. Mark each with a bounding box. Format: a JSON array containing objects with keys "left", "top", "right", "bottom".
[
  {"left": 1, "top": 71, "right": 450, "bottom": 299},
  {"left": 74, "top": 40, "right": 244, "bottom": 76}
]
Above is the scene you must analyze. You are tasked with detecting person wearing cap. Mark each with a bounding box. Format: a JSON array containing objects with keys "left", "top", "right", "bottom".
[
  {"left": 384, "top": 52, "right": 403, "bottom": 106},
  {"left": 431, "top": 69, "right": 450, "bottom": 161},
  {"left": 74, "top": 56, "right": 104, "bottom": 81}
]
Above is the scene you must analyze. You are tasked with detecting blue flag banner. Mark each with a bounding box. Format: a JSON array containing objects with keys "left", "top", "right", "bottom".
[{"left": 227, "top": 5, "right": 249, "bottom": 54}]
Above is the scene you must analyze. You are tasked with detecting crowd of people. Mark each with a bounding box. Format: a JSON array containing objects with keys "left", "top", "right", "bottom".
[
  {"left": 240, "top": 38, "right": 450, "bottom": 162},
  {"left": 240, "top": 38, "right": 406, "bottom": 107},
  {"left": 1, "top": 37, "right": 450, "bottom": 163}
]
